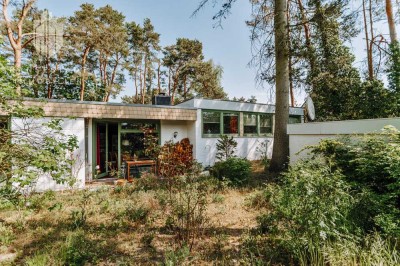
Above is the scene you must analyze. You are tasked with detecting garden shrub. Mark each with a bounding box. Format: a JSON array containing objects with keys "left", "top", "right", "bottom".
[
  {"left": 134, "top": 172, "right": 166, "bottom": 191},
  {"left": 165, "top": 172, "right": 209, "bottom": 250},
  {"left": 322, "top": 233, "right": 400, "bottom": 266},
  {"left": 212, "top": 157, "right": 251, "bottom": 186},
  {"left": 216, "top": 135, "right": 237, "bottom": 161},
  {"left": 254, "top": 157, "right": 357, "bottom": 264},
  {"left": 309, "top": 126, "right": 400, "bottom": 236},
  {"left": 159, "top": 138, "right": 194, "bottom": 178}
]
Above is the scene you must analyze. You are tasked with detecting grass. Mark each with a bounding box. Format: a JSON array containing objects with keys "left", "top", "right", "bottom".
[
  {"left": 2, "top": 160, "right": 396, "bottom": 265},
  {"left": 0, "top": 161, "right": 267, "bottom": 265}
]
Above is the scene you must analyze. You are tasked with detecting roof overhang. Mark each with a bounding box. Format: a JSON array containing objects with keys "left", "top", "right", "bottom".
[{"left": 3, "top": 99, "right": 197, "bottom": 121}]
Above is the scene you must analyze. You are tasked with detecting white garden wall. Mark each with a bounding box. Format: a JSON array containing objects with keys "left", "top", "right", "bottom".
[
  {"left": 288, "top": 117, "right": 400, "bottom": 164},
  {"left": 11, "top": 117, "right": 85, "bottom": 191}
]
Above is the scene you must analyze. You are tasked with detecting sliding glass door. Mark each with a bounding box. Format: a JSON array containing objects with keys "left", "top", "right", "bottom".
[
  {"left": 93, "top": 120, "right": 160, "bottom": 179},
  {"left": 95, "top": 122, "right": 118, "bottom": 178}
]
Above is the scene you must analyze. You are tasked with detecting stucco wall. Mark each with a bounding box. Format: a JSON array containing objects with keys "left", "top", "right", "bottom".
[
  {"left": 195, "top": 137, "right": 273, "bottom": 167},
  {"left": 189, "top": 108, "right": 274, "bottom": 166},
  {"left": 11, "top": 117, "right": 85, "bottom": 191},
  {"left": 288, "top": 118, "right": 400, "bottom": 164},
  {"left": 160, "top": 120, "right": 189, "bottom": 145}
]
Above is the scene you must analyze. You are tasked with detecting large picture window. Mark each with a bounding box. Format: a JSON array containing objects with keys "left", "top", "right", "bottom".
[
  {"left": 243, "top": 113, "right": 257, "bottom": 135},
  {"left": 223, "top": 113, "right": 239, "bottom": 134},
  {"left": 260, "top": 114, "right": 273, "bottom": 134},
  {"left": 203, "top": 111, "right": 220, "bottom": 135}
]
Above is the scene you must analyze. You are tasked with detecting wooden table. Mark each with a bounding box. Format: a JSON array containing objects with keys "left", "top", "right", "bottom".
[{"left": 125, "top": 160, "right": 156, "bottom": 179}]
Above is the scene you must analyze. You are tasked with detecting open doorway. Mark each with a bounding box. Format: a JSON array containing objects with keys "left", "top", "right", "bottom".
[{"left": 95, "top": 122, "right": 118, "bottom": 178}]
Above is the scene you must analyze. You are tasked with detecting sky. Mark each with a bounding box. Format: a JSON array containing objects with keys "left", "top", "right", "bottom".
[{"left": 36, "top": 0, "right": 394, "bottom": 105}]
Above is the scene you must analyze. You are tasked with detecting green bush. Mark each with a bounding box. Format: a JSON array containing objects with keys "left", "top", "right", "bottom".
[
  {"left": 258, "top": 158, "right": 354, "bottom": 247},
  {"left": 212, "top": 157, "right": 251, "bottom": 186},
  {"left": 309, "top": 126, "right": 400, "bottom": 236},
  {"left": 252, "top": 127, "right": 400, "bottom": 264}
]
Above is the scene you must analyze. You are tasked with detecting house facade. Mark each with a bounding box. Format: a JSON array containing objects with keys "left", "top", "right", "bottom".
[{"left": 4, "top": 98, "right": 303, "bottom": 191}]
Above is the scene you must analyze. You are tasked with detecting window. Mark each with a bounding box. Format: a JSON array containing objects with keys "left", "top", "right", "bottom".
[
  {"left": 243, "top": 113, "right": 257, "bottom": 135},
  {"left": 289, "top": 115, "right": 302, "bottom": 124},
  {"left": 121, "top": 122, "right": 157, "bottom": 131},
  {"left": 203, "top": 111, "right": 220, "bottom": 135},
  {"left": 260, "top": 114, "right": 273, "bottom": 134},
  {"left": 223, "top": 113, "right": 239, "bottom": 134}
]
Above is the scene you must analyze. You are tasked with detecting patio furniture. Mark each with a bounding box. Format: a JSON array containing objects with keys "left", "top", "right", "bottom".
[{"left": 125, "top": 160, "right": 157, "bottom": 179}]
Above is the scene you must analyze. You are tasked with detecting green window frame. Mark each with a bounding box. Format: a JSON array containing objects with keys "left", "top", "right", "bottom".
[
  {"left": 202, "top": 110, "right": 240, "bottom": 137},
  {"left": 223, "top": 112, "right": 239, "bottom": 135},
  {"left": 259, "top": 114, "right": 273, "bottom": 135},
  {"left": 243, "top": 113, "right": 258, "bottom": 136},
  {"left": 202, "top": 111, "right": 221, "bottom": 136}
]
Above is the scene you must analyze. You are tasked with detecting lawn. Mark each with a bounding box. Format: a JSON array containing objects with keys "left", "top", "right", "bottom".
[{"left": 0, "top": 162, "right": 268, "bottom": 265}]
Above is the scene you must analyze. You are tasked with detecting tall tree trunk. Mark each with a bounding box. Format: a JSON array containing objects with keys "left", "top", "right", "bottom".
[
  {"left": 287, "top": 0, "right": 294, "bottom": 107},
  {"left": 183, "top": 75, "right": 187, "bottom": 99},
  {"left": 80, "top": 47, "right": 90, "bottom": 101},
  {"left": 363, "top": 0, "right": 374, "bottom": 80},
  {"left": 134, "top": 69, "right": 138, "bottom": 97},
  {"left": 157, "top": 61, "right": 161, "bottom": 91},
  {"left": 142, "top": 58, "right": 147, "bottom": 104},
  {"left": 386, "top": 0, "right": 398, "bottom": 44},
  {"left": 297, "top": 0, "right": 317, "bottom": 91},
  {"left": 168, "top": 68, "right": 172, "bottom": 96},
  {"left": 2, "top": 0, "right": 36, "bottom": 96},
  {"left": 270, "top": 0, "right": 290, "bottom": 172}
]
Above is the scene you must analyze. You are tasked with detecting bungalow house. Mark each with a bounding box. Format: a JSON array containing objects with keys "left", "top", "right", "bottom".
[{"left": 4, "top": 98, "right": 303, "bottom": 191}]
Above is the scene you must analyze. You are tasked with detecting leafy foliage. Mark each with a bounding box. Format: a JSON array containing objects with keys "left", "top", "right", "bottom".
[
  {"left": 164, "top": 170, "right": 208, "bottom": 251},
  {"left": 388, "top": 42, "right": 400, "bottom": 97},
  {"left": 253, "top": 127, "right": 400, "bottom": 263},
  {"left": 212, "top": 157, "right": 251, "bottom": 186},
  {"left": 260, "top": 160, "right": 353, "bottom": 255},
  {"left": 309, "top": 126, "right": 400, "bottom": 236},
  {"left": 159, "top": 138, "right": 194, "bottom": 178},
  {"left": 0, "top": 54, "right": 79, "bottom": 204},
  {"left": 215, "top": 134, "right": 237, "bottom": 161}
]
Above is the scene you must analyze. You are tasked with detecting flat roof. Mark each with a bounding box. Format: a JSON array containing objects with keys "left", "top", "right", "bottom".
[{"left": 177, "top": 98, "right": 304, "bottom": 116}]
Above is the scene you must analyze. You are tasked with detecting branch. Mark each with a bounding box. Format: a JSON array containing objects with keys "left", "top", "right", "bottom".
[
  {"left": 17, "top": 0, "right": 35, "bottom": 44},
  {"left": 191, "top": 0, "right": 238, "bottom": 27},
  {"left": 2, "top": 0, "right": 18, "bottom": 49}
]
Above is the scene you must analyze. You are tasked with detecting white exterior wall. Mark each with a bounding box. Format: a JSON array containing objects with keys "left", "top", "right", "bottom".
[
  {"left": 190, "top": 108, "right": 274, "bottom": 167},
  {"left": 11, "top": 117, "right": 85, "bottom": 191},
  {"left": 160, "top": 120, "right": 189, "bottom": 145},
  {"left": 288, "top": 117, "right": 400, "bottom": 164},
  {"left": 196, "top": 137, "right": 273, "bottom": 167}
]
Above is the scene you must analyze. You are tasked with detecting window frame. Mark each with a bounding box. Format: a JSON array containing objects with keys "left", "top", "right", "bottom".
[
  {"left": 202, "top": 110, "right": 240, "bottom": 137},
  {"left": 202, "top": 110, "right": 222, "bottom": 137},
  {"left": 259, "top": 113, "right": 273, "bottom": 136},
  {"left": 222, "top": 112, "right": 240, "bottom": 136},
  {"left": 243, "top": 112, "right": 259, "bottom": 137},
  {"left": 202, "top": 110, "right": 275, "bottom": 138}
]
